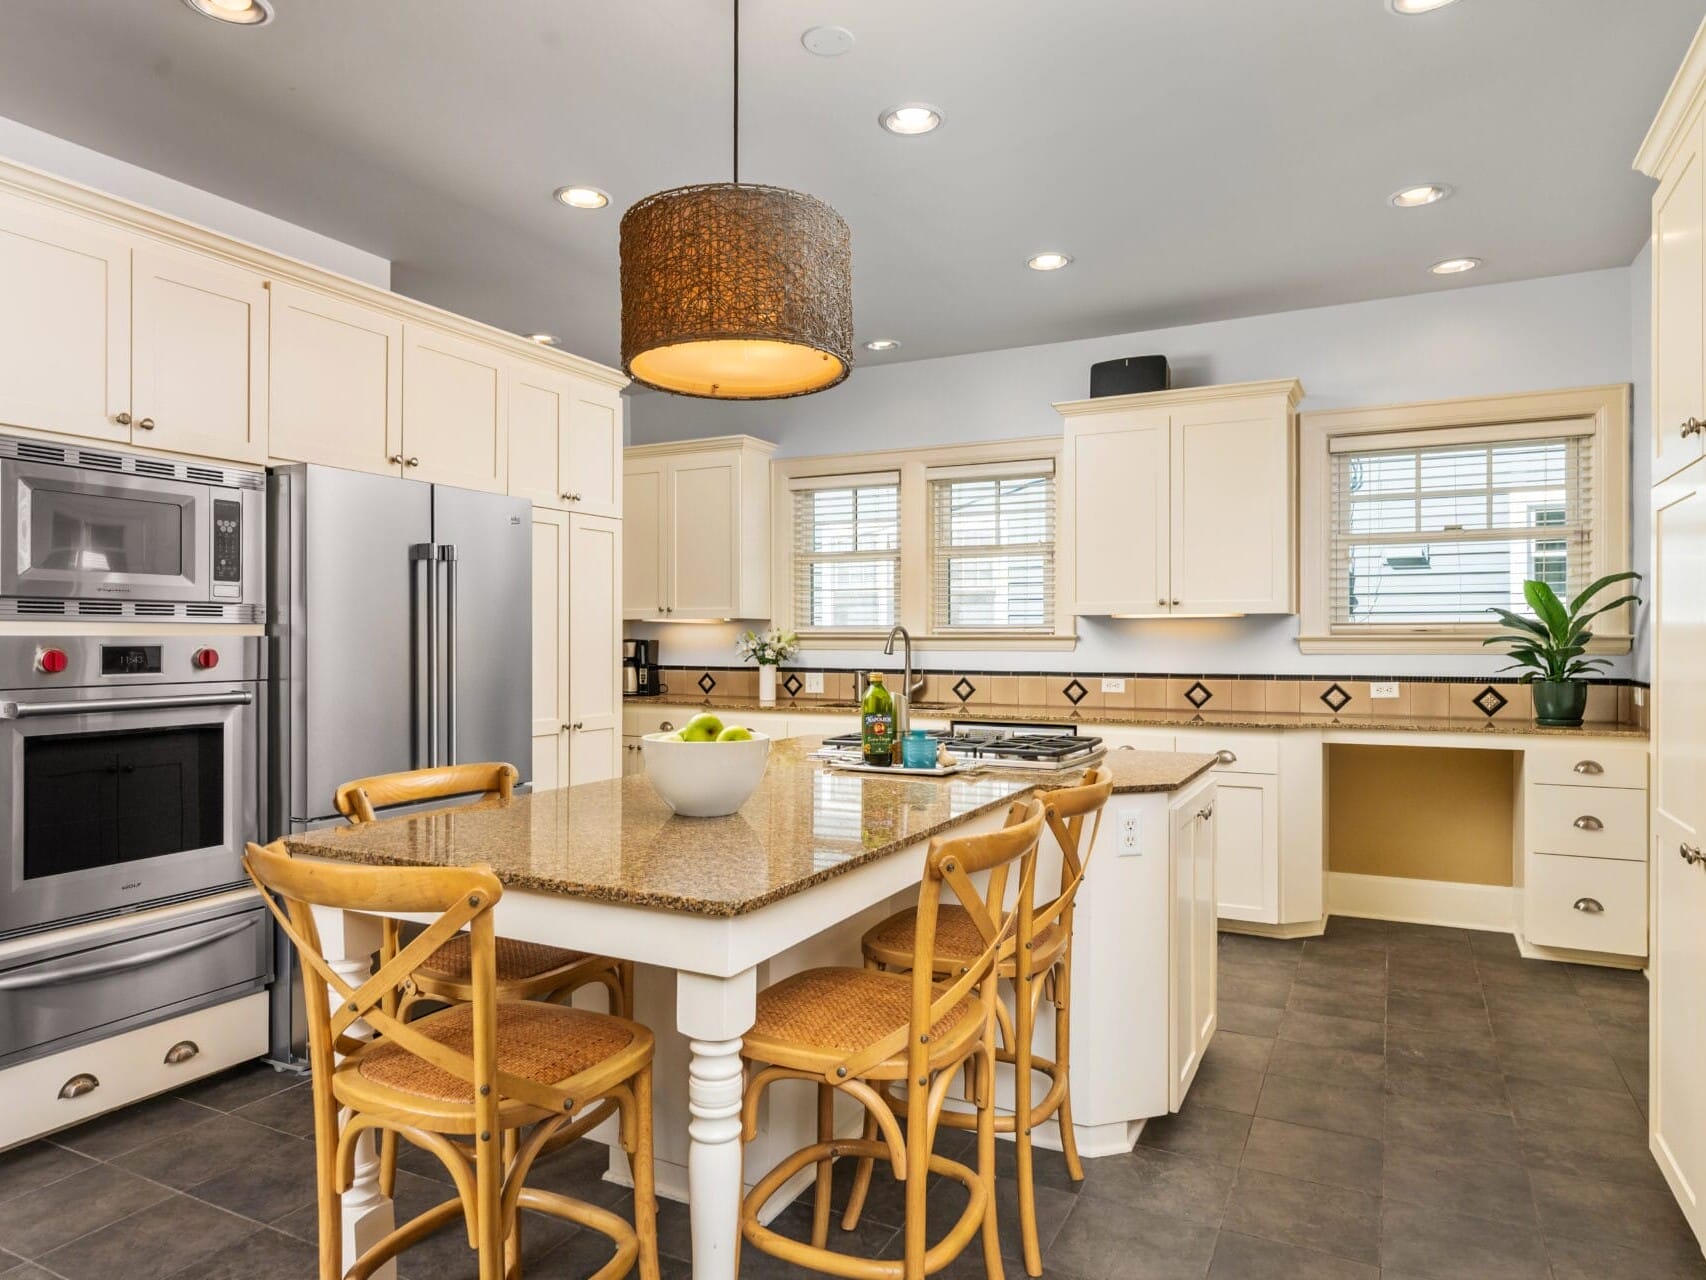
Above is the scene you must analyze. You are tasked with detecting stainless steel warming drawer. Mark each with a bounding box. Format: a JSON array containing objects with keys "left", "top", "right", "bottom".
[{"left": 0, "top": 896, "right": 271, "bottom": 1069}]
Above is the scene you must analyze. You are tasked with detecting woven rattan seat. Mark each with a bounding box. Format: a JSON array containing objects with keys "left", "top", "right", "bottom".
[
  {"left": 862, "top": 905, "right": 1066, "bottom": 974},
  {"left": 743, "top": 967, "right": 981, "bottom": 1073},
  {"left": 417, "top": 933, "right": 589, "bottom": 984},
  {"left": 351, "top": 1001, "right": 640, "bottom": 1104}
]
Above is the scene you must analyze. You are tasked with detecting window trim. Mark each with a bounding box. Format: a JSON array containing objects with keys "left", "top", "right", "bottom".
[
  {"left": 1297, "top": 384, "right": 1631, "bottom": 654},
  {"left": 771, "top": 437, "right": 1076, "bottom": 650}
]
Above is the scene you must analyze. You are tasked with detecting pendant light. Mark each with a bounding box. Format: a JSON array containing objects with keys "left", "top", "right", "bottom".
[{"left": 619, "top": 0, "right": 853, "bottom": 399}]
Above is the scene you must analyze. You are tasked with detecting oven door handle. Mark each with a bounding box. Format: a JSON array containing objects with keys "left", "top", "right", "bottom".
[
  {"left": 0, "top": 691, "right": 254, "bottom": 719},
  {"left": 0, "top": 917, "right": 256, "bottom": 990}
]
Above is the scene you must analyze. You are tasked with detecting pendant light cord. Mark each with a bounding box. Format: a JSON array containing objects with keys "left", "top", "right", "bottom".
[{"left": 731, "top": 0, "right": 740, "bottom": 184}]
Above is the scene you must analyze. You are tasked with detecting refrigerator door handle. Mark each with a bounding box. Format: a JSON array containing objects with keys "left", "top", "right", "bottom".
[
  {"left": 411, "top": 542, "right": 440, "bottom": 768},
  {"left": 439, "top": 543, "right": 459, "bottom": 766}
]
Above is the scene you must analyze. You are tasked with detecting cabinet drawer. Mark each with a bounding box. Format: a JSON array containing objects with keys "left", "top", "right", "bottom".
[
  {"left": 1524, "top": 854, "right": 1647, "bottom": 956},
  {"left": 1173, "top": 729, "right": 1279, "bottom": 774},
  {"left": 1525, "top": 744, "right": 1648, "bottom": 790},
  {"left": 1527, "top": 784, "right": 1648, "bottom": 862}
]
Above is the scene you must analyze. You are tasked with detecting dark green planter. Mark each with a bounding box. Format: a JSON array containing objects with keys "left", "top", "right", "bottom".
[{"left": 1533, "top": 680, "right": 1589, "bottom": 728}]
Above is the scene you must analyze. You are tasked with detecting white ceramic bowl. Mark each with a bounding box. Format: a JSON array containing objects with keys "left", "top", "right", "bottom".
[{"left": 640, "top": 731, "right": 772, "bottom": 817}]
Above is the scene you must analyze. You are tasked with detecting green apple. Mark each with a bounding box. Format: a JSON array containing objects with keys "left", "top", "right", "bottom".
[
  {"left": 680, "top": 713, "right": 724, "bottom": 742},
  {"left": 716, "top": 725, "right": 753, "bottom": 742}
]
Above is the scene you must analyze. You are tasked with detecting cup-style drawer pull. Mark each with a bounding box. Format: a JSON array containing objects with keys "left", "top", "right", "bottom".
[
  {"left": 58, "top": 1073, "right": 99, "bottom": 1100},
  {"left": 1572, "top": 815, "right": 1604, "bottom": 831},
  {"left": 1682, "top": 844, "right": 1706, "bottom": 867},
  {"left": 1572, "top": 760, "right": 1604, "bottom": 775},
  {"left": 163, "top": 1040, "right": 200, "bottom": 1065},
  {"left": 1215, "top": 749, "right": 1238, "bottom": 765},
  {"left": 1572, "top": 897, "right": 1605, "bottom": 913}
]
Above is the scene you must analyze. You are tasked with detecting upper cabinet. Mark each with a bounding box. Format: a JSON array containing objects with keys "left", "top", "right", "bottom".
[
  {"left": 508, "top": 362, "right": 624, "bottom": 517},
  {"left": 402, "top": 324, "right": 508, "bottom": 494},
  {"left": 623, "top": 436, "right": 775, "bottom": 621},
  {"left": 1059, "top": 380, "right": 1303, "bottom": 616},
  {"left": 269, "top": 283, "right": 403, "bottom": 474},
  {"left": 1642, "top": 84, "right": 1706, "bottom": 484}
]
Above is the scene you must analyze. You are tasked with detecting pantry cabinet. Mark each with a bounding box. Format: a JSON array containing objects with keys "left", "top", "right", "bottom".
[
  {"left": 532, "top": 508, "right": 622, "bottom": 791},
  {"left": 1059, "top": 380, "right": 1302, "bottom": 617},
  {"left": 268, "top": 283, "right": 403, "bottom": 474},
  {"left": 509, "top": 363, "right": 624, "bottom": 518},
  {"left": 623, "top": 435, "right": 775, "bottom": 621}
]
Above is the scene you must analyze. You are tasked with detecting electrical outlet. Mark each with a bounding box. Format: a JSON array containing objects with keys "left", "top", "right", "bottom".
[
  {"left": 1101, "top": 677, "right": 1127, "bottom": 694},
  {"left": 1118, "top": 812, "right": 1141, "bottom": 855},
  {"left": 1370, "top": 682, "right": 1400, "bottom": 699},
  {"left": 1634, "top": 687, "right": 1645, "bottom": 707},
  {"left": 803, "top": 672, "right": 825, "bottom": 694}
]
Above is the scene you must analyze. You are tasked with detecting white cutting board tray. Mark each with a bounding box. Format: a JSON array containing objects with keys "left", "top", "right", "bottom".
[{"left": 809, "top": 751, "right": 978, "bottom": 777}]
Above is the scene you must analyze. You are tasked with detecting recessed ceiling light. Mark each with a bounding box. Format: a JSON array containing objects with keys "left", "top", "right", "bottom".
[
  {"left": 554, "top": 186, "right": 610, "bottom": 210},
  {"left": 863, "top": 338, "right": 901, "bottom": 352},
  {"left": 1389, "top": 183, "right": 1452, "bottom": 208},
  {"left": 181, "top": 0, "right": 273, "bottom": 24},
  {"left": 527, "top": 333, "right": 559, "bottom": 346},
  {"left": 1430, "top": 256, "right": 1482, "bottom": 275},
  {"left": 1388, "top": 0, "right": 1460, "bottom": 13},
  {"left": 1027, "top": 252, "right": 1073, "bottom": 272},
  {"left": 880, "top": 104, "right": 943, "bottom": 136},
  {"left": 802, "top": 26, "right": 855, "bottom": 57}
]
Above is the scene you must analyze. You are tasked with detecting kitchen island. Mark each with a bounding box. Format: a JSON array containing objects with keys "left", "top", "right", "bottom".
[{"left": 285, "top": 738, "right": 1216, "bottom": 1280}]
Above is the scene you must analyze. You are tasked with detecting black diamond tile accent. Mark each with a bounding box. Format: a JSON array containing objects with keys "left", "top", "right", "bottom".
[
  {"left": 782, "top": 673, "right": 803, "bottom": 697},
  {"left": 1320, "top": 682, "right": 1352, "bottom": 713},
  {"left": 697, "top": 672, "right": 716, "bottom": 694},
  {"left": 1063, "top": 679, "right": 1089, "bottom": 705},
  {"left": 1473, "top": 685, "right": 1509, "bottom": 717},
  {"left": 952, "top": 677, "right": 977, "bottom": 702},
  {"left": 1184, "top": 681, "right": 1213, "bottom": 709}
]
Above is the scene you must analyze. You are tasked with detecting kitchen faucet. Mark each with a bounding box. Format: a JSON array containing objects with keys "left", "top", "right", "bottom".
[{"left": 882, "top": 625, "right": 926, "bottom": 737}]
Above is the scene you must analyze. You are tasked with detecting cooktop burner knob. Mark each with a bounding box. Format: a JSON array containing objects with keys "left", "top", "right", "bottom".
[
  {"left": 35, "top": 647, "right": 68, "bottom": 675},
  {"left": 191, "top": 647, "right": 220, "bottom": 671}
]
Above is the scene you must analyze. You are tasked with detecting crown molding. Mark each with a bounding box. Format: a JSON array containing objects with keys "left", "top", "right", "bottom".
[
  {"left": 1053, "top": 377, "right": 1304, "bottom": 418},
  {"left": 624, "top": 433, "right": 778, "bottom": 458},
  {"left": 1636, "top": 16, "right": 1706, "bottom": 178}
]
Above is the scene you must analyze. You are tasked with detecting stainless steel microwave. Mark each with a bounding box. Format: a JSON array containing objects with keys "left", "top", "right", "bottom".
[{"left": 0, "top": 435, "right": 264, "bottom": 623}]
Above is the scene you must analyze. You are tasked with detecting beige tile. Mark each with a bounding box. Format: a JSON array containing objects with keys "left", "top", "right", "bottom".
[
  {"left": 1363, "top": 681, "right": 1411, "bottom": 718},
  {"left": 726, "top": 668, "right": 757, "bottom": 697},
  {"left": 1228, "top": 680, "right": 1267, "bottom": 713},
  {"left": 1494, "top": 682, "right": 1533, "bottom": 720},
  {"left": 1448, "top": 681, "right": 1524, "bottom": 721},
  {"left": 829, "top": 672, "right": 854, "bottom": 702},
  {"left": 1638, "top": 691, "right": 1651, "bottom": 731},
  {"left": 1410, "top": 682, "right": 1449, "bottom": 719},
  {"left": 956, "top": 673, "right": 992, "bottom": 707},
  {"left": 1099, "top": 677, "right": 1137, "bottom": 710},
  {"left": 1017, "top": 675, "right": 1048, "bottom": 709},
  {"left": 1045, "top": 678, "right": 1076, "bottom": 710},
  {"left": 1130, "top": 678, "right": 1168, "bottom": 710},
  {"left": 1313, "top": 680, "right": 1369, "bottom": 716},
  {"left": 1067, "top": 676, "right": 1103, "bottom": 710},
  {"left": 988, "top": 675, "right": 1019, "bottom": 707},
  {"left": 1617, "top": 685, "right": 1634, "bottom": 727},
  {"left": 1584, "top": 683, "right": 1619, "bottom": 723},
  {"left": 1266, "top": 680, "right": 1302, "bottom": 713},
  {"left": 1167, "top": 677, "right": 1223, "bottom": 712}
]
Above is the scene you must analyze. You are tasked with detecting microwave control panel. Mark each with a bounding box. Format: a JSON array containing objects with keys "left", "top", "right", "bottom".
[{"left": 212, "top": 498, "right": 242, "bottom": 597}]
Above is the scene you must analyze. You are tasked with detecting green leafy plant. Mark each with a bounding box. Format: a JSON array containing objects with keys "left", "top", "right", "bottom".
[
  {"left": 736, "top": 629, "right": 798, "bottom": 666},
  {"left": 1483, "top": 572, "right": 1641, "bottom": 682}
]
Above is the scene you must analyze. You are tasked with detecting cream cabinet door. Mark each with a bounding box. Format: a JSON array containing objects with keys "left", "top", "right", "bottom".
[
  {"left": 269, "top": 283, "right": 403, "bottom": 475},
  {"left": 531, "top": 507, "right": 571, "bottom": 793},
  {"left": 1168, "top": 791, "right": 1217, "bottom": 1110},
  {"left": 0, "top": 192, "right": 131, "bottom": 443},
  {"left": 564, "top": 379, "right": 623, "bottom": 518},
  {"left": 668, "top": 453, "right": 739, "bottom": 618},
  {"left": 1172, "top": 411, "right": 1292, "bottom": 613},
  {"left": 130, "top": 244, "right": 267, "bottom": 463},
  {"left": 1208, "top": 772, "right": 1279, "bottom": 924},
  {"left": 509, "top": 362, "right": 576, "bottom": 509},
  {"left": 623, "top": 462, "right": 667, "bottom": 619},
  {"left": 567, "top": 513, "right": 622, "bottom": 785},
  {"left": 403, "top": 324, "right": 508, "bottom": 493},
  {"left": 1654, "top": 113, "right": 1706, "bottom": 486},
  {"left": 1070, "top": 415, "right": 1170, "bottom": 615}
]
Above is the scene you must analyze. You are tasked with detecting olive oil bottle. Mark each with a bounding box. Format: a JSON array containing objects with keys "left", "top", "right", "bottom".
[{"left": 860, "top": 672, "right": 896, "bottom": 766}]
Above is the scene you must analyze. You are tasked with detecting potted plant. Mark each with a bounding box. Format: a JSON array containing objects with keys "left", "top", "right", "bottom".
[
  {"left": 737, "top": 629, "right": 799, "bottom": 706},
  {"left": 1485, "top": 572, "right": 1641, "bottom": 727}
]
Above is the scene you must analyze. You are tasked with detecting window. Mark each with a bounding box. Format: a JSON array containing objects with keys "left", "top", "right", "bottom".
[
  {"left": 928, "top": 461, "right": 1056, "bottom": 633},
  {"left": 789, "top": 471, "right": 900, "bottom": 632}
]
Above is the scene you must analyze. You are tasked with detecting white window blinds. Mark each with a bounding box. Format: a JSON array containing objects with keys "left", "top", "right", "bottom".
[
  {"left": 927, "top": 460, "right": 1056, "bottom": 633},
  {"left": 790, "top": 472, "right": 900, "bottom": 631},
  {"left": 1328, "top": 425, "right": 1594, "bottom": 628}
]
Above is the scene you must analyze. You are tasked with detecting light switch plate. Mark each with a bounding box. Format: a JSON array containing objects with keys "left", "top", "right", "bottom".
[
  {"left": 803, "top": 672, "right": 825, "bottom": 694},
  {"left": 1370, "top": 682, "right": 1400, "bottom": 699},
  {"left": 1118, "top": 812, "right": 1141, "bottom": 855},
  {"left": 1102, "top": 677, "right": 1127, "bottom": 694}
]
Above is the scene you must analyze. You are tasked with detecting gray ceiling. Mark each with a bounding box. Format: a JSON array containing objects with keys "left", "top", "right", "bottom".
[{"left": 0, "top": 1, "right": 1697, "bottom": 368}]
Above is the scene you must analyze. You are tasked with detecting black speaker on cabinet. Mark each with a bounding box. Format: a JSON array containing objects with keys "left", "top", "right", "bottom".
[{"left": 1089, "top": 355, "right": 1171, "bottom": 398}]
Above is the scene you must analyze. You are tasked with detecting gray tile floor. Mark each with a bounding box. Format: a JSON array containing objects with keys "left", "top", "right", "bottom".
[{"left": 1, "top": 918, "right": 1700, "bottom": 1278}]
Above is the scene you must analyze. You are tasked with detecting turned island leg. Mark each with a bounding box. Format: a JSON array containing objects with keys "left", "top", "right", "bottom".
[{"left": 676, "top": 967, "right": 757, "bottom": 1280}]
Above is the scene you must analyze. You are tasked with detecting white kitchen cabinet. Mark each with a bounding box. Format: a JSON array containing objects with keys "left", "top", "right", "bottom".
[
  {"left": 623, "top": 435, "right": 775, "bottom": 620},
  {"left": 565, "top": 379, "right": 623, "bottom": 518},
  {"left": 1650, "top": 110, "right": 1706, "bottom": 484},
  {"left": 1058, "top": 380, "right": 1302, "bottom": 617},
  {"left": 131, "top": 244, "right": 268, "bottom": 464},
  {"left": 531, "top": 508, "right": 622, "bottom": 792},
  {"left": 1168, "top": 786, "right": 1218, "bottom": 1110},
  {"left": 509, "top": 363, "right": 624, "bottom": 518},
  {"left": 403, "top": 323, "right": 509, "bottom": 494},
  {"left": 269, "top": 283, "right": 404, "bottom": 474}
]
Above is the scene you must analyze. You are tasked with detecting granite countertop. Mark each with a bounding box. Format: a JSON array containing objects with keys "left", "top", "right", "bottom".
[
  {"left": 284, "top": 738, "right": 1211, "bottom": 917},
  {"left": 636, "top": 696, "right": 1649, "bottom": 740}
]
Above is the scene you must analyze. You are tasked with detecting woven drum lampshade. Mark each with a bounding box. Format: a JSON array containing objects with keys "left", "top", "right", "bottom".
[{"left": 620, "top": 182, "right": 853, "bottom": 400}]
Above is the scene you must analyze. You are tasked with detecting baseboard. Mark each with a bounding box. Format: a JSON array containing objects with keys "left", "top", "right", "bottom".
[
  {"left": 1326, "top": 871, "right": 1516, "bottom": 933},
  {"left": 1218, "top": 917, "right": 1327, "bottom": 940}
]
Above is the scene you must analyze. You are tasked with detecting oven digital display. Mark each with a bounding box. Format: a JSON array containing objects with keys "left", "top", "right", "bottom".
[{"left": 100, "top": 646, "right": 161, "bottom": 675}]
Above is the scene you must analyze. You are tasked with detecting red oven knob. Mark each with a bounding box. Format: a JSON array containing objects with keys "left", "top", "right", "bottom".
[
  {"left": 35, "top": 648, "right": 68, "bottom": 675},
  {"left": 192, "top": 648, "right": 220, "bottom": 671}
]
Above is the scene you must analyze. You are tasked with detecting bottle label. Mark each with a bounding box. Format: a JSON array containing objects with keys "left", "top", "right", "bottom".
[{"left": 862, "top": 713, "right": 893, "bottom": 757}]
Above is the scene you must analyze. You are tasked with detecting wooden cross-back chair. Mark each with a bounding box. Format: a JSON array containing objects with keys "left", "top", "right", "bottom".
[
  {"left": 853, "top": 766, "right": 1114, "bottom": 1276},
  {"left": 243, "top": 840, "right": 658, "bottom": 1280},
  {"left": 738, "top": 797, "right": 1047, "bottom": 1280}
]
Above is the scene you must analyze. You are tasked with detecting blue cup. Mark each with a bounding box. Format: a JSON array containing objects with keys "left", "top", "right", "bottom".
[{"left": 901, "top": 730, "right": 937, "bottom": 769}]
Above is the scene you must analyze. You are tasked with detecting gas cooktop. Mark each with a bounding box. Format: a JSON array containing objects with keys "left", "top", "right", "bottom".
[{"left": 818, "top": 719, "right": 1106, "bottom": 771}]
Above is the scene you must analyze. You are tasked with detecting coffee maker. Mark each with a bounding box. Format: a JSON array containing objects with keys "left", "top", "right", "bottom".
[{"left": 623, "top": 638, "right": 664, "bottom": 697}]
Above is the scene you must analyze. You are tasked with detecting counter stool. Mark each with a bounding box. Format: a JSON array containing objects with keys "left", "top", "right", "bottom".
[
  {"left": 850, "top": 767, "right": 1113, "bottom": 1277},
  {"left": 335, "top": 763, "right": 634, "bottom": 1190},
  {"left": 738, "top": 797, "right": 1046, "bottom": 1280},
  {"left": 244, "top": 840, "right": 660, "bottom": 1280}
]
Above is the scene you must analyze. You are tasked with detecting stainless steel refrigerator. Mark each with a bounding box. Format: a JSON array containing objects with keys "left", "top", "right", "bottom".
[{"left": 266, "top": 463, "right": 531, "bottom": 1063}]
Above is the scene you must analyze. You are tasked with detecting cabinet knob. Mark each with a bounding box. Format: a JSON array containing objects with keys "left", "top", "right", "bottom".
[
  {"left": 136, "top": 417, "right": 156, "bottom": 431},
  {"left": 1683, "top": 417, "right": 1704, "bottom": 438},
  {"left": 660, "top": 721, "right": 675, "bottom": 732},
  {"left": 1157, "top": 599, "right": 1167, "bottom": 607},
  {"left": 1171, "top": 600, "right": 1181, "bottom": 607},
  {"left": 1682, "top": 843, "right": 1705, "bottom": 866},
  {"left": 388, "top": 453, "right": 405, "bottom": 465},
  {"left": 405, "top": 457, "right": 420, "bottom": 468},
  {"left": 1572, "top": 815, "right": 1604, "bottom": 831},
  {"left": 163, "top": 1039, "right": 200, "bottom": 1065},
  {"left": 57, "top": 1072, "right": 99, "bottom": 1100},
  {"left": 1572, "top": 760, "right": 1604, "bottom": 775},
  {"left": 1572, "top": 897, "right": 1604, "bottom": 913},
  {"left": 114, "top": 412, "right": 132, "bottom": 426},
  {"left": 561, "top": 492, "right": 583, "bottom": 502},
  {"left": 1197, "top": 805, "right": 1215, "bottom": 821}
]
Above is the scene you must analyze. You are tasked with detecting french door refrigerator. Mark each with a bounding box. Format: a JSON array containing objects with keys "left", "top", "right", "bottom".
[{"left": 266, "top": 463, "right": 531, "bottom": 1062}]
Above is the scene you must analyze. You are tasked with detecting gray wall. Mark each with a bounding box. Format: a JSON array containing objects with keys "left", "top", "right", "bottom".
[{"left": 628, "top": 263, "right": 1652, "bottom": 679}]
